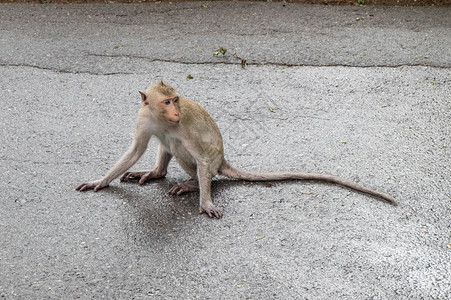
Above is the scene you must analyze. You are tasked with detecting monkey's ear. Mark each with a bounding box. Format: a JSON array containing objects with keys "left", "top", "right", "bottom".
[{"left": 139, "top": 91, "right": 149, "bottom": 105}]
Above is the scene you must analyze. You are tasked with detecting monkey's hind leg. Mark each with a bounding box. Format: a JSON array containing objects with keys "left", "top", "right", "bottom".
[{"left": 168, "top": 180, "right": 199, "bottom": 196}]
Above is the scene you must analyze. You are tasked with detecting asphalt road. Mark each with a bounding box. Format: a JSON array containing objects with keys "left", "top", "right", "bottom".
[{"left": 1, "top": 2, "right": 450, "bottom": 299}]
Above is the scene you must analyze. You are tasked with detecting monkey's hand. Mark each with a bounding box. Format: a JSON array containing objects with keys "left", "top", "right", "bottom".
[
  {"left": 120, "top": 170, "right": 167, "bottom": 185},
  {"left": 168, "top": 181, "right": 199, "bottom": 195},
  {"left": 76, "top": 180, "right": 109, "bottom": 192},
  {"left": 200, "top": 203, "right": 223, "bottom": 219}
]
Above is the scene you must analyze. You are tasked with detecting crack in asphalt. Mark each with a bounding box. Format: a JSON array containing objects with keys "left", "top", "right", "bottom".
[
  {"left": 0, "top": 61, "right": 133, "bottom": 76},
  {"left": 87, "top": 53, "right": 450, "bottom": 69},
  {"left": 1, "top": 55, "right": 449, "bottom": 75}
]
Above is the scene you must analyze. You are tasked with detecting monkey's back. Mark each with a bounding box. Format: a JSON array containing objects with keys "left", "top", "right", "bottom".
[{"left": 178, "top": 98, "right": 225, "bottom": 171}]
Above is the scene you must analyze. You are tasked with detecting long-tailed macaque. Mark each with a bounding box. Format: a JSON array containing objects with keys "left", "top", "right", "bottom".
[{"left": 76, "top": 81, "right": 397, "bottom": 218}]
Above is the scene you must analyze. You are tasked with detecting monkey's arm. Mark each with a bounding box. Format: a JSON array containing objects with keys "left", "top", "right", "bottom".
[{"left": 76, "top": 127, "right": 152, "bottom": 192}]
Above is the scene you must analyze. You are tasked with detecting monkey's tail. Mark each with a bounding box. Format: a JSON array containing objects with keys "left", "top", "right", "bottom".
[{"left": 219, "top": 161, "right": 397, "bottom": 206}]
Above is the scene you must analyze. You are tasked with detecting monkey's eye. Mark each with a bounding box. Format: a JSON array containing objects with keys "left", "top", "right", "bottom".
[
  {"left": 173, "top": 97, "right": 179, "bottom": 103},
  {"left": 164, "top": 100, "right": 171, "bottom": 105}
]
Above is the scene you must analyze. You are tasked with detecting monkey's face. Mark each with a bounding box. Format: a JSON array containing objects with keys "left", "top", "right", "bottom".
[{"left": 157, "top": 95, "right": 181, "bottom": 125}]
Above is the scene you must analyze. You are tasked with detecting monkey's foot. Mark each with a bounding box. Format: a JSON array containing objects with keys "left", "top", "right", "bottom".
[
  {"left": 120, "top": 170, "right": 166, "bottom": 185},
  {"left": 200, "top": 202, "right": 222, "bottom": 219},
  {"left": 168, "top": 181, "right": 199, "bottom": 196}
]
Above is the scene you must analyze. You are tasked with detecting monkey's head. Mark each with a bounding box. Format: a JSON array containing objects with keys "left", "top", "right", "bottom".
[{"left": 140, "top": 81, "right": 181, "bottom": 125}]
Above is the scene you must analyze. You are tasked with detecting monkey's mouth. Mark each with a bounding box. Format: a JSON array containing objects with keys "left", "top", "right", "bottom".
[{"left": 168, "top": 119, "right": 180, "bottom": 124}]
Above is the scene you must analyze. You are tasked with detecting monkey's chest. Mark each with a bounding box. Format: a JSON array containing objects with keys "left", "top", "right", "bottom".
[
  {"left": 159, "top": 136, "right": 195, "bottom": 164},
  {"left": 167, "top": 138, "right": 198, "bottom": 177}
]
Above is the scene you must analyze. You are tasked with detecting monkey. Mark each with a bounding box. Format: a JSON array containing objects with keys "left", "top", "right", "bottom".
[{"left": 76, "top": 81, "right": 397, "bottom": 219}]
